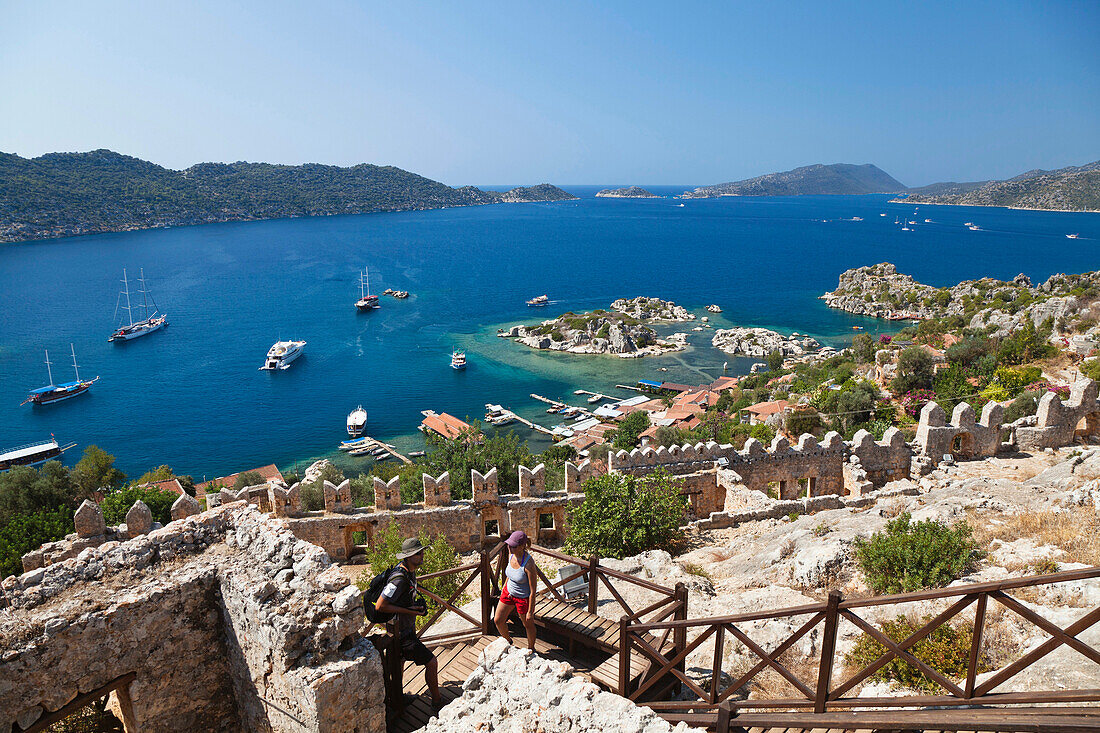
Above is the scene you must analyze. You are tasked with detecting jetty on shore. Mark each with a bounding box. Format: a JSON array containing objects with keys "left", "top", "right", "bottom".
[{"left": 341, "top": 436, "right": 412, "bottom": 464}]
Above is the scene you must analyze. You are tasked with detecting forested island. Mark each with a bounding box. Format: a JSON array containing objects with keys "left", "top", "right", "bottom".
[
  {"left": 896, "top": 160, "right": 1100, "bottom": 212},
  {"left": 0, "top": 150, "right": 577, "bottom": 243}
]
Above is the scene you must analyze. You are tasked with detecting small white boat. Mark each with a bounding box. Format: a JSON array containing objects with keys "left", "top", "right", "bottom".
[
  {"left": 879, "top": 213, "right": 886, "bottom": 217},
  {"left": 677, "top": 203, "right": 685, "bottom": 207},
  {"left": 526, "top": 294, "right": 549, "bottom": 307},
  {"left": 408, "top": 450, "right": 426, "bottom": 458},
  {"left": 340, "top": 436, "right": 370, "bottom": 451},
  {"left": 968, "top": 225, "right": 981, "bottom": 231},
  {"left": 587, "top": 394, "right": 602, "bottom": 404},
  {"left": 964, "top": 222, "right": 974, "bottom": 227},
  {"left": 347, "top": 405, "right": 367, "bottom": 436},
  {"left": 924, "top": 219, "right": 933, "bottom": 223},
  {"left": 260, "top": 340, "right": 306, "bottom": 370},
  {"left": 1067, "top": 233, "right": 1080, "bottom": 239},
  {"left": 451, "top": 350, "right": 467, "bottom": 370},
  {"left": 348, "top": 446, "right": 374, "bottom": 456}
]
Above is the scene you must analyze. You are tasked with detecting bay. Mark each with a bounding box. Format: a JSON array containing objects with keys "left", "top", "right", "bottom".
[{"left": 1, "top": 188, "right": 1097, "bottom": 480}]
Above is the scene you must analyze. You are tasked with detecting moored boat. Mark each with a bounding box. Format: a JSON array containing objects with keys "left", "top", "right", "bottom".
[
  {"left": 0, "top": 437, "right": 78, "bottom": 472},
  {"left": 356, "top": 268, "right": 380, "bottom": 311},
  {"left": 21, "top": 345, "right": 99, "bottom": 406},
  {"left": 109, "top": 268, "right": 168, "bottom": 342},
  {"left": 451, "top": 350, "right": 467, "bottom": 370},
  {"left": 260, "top": 340, "right": 306, "bottom": 370},
  {"left": 340, "top": 436, "right": 370, "bottom": 451},
  {"left": 526, "top": 294, "right": 549, "bottom": 307},
  {"left": 347, "top": 405, "right": 368, "bottom": 436}
]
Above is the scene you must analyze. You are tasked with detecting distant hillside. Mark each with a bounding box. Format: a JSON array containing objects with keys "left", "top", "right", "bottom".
[
  {"left": 685, "top": 163, "right": 905, "bottom": 198},
  {"left": 596, "top": 186, "right": 657, "bottom": 198},
  {"left": 0, "top": 150, "right": 576, "bottom": 243},
  {"left": 899, "top": 161, "right": 1100, "bottom": 211}
]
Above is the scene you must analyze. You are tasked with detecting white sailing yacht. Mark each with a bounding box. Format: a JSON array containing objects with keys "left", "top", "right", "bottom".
[
  {"left": 109, "top": 268, "right": 168, "bottom": 342},
  {"left": 355, "top": 268, "right": 380, "bottom": 311},
  {"left": 346, "top": 405, "right": 368, "bottom": 436}
]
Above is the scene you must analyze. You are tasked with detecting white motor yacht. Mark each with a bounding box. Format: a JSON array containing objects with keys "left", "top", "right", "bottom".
[
  {"left": 260, "top": 340, "right": 306, "bottom": 370},
  {"left": 347, "top": 405, "right": 368, "bottom": 436}
]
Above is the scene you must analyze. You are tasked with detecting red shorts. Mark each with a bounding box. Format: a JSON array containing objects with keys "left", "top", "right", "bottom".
[{"left": 500, "top": 586, "right": 530, "bottom": 615}]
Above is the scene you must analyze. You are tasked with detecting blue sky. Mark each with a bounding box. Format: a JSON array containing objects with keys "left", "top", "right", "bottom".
[{"left": 1, "top": 1, "right": 1097, "bottom": 186}]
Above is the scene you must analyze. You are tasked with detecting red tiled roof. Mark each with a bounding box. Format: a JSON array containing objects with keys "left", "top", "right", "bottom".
[
  {"left": 196, "top": 464, "right": 284, "bottom": 498},
  {"left": 744, "top": 400, "right": 790, "bottom": 417},
  {"left": 140, "top": 478, "right": 185, "bottom": 496},
  {"left": 708, "top": 376, "right": 739, "bottom": 391},
  {"left": 421, "top": 412, "right": 471, "bottom": 439}
]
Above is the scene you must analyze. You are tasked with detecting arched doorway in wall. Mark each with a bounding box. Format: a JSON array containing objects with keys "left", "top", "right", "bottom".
[
  {"left": 950, "top": 431, "right": 975, "bottom": 460},
  {"left": 1076, "top": 411, "right": 1100, "bottom": 442}
]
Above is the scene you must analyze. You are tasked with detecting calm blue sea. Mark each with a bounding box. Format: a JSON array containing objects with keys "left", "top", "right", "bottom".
[{"left": 1, "top": 188, "right": 1098, "bottom": 480}]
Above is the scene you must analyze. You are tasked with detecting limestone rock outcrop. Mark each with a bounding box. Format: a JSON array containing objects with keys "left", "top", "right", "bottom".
[
  {"left": 610, "top": 296, "right": 695, "bottom": 322},
  {"left": 711, "top": 327, "right": 821, "bottom": 357},
  {"left": 417, "top": 638, "right": 704, "bottom": 733}
]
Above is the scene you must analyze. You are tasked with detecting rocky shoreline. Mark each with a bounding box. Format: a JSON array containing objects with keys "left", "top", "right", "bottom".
[
  {"left": 710, "top": 327, "right": 822, "bottom": 358},
  {"left": 500, "top": 297, "right": 692, "bottom": 357},
  {"left": 822, "top": 262, "right": 1099, "bottom": 337}
]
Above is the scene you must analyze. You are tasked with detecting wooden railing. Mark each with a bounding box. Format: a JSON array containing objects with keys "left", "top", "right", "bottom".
[{"left": 624, "top": 565, "right": 1100, "bottom": 722}]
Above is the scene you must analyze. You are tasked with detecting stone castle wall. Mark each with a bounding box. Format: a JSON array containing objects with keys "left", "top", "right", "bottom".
[
  {"left": 1, "top": 503, "right": 385, "bottom": 733},
  {"left": 277, "top": 465, "right": 588, "bottom": 561},
  {"left": 913, "top": 378, "right": 1100, "bottom": 460}
]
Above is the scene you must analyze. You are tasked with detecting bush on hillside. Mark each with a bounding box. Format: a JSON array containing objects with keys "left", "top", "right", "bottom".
[
  {"left": 358, "top": 521, "right": 465, "bottom": 629},
  {"left": 844, "top": 615, "right": 980, "bottom": 693},
  {"left": 0, "top": 506, "right": 75, "bottom": 578},
  {"left": 855, "top": 513, "right": 983, "bottom": 594},
  {"left": 567, "top": 470, "right": 687, "bottom": 559},
  {"left": 101, "top": 486, "right": 178, "bottom": 526}
]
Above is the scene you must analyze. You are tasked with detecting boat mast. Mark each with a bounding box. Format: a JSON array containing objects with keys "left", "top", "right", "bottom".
[
  {"left": 70, "top": 344, "right": 81, "bottom": 382},
  {"left": 360, "top": 269, "right": 366, "bottom": 299},
  {"left": 44, "top": 350, "right": 54, "bottom": 387},
  {"left": 121, "top": 269, "right": 134, "bottom": 327},
  {"left": 138, "top": 268, "right": 150, "bottom": 321},
  {"left": 366, "top": 267, "right": 372, "bottom": 298}
]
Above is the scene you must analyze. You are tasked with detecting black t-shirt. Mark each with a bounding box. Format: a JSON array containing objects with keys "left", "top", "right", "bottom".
[{"left": 380, "top": 564, "right": 419, "bottom": 633}]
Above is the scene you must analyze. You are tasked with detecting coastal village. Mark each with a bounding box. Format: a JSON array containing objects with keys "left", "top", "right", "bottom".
[{"left": 6, "top": 256, "right": 1100, "bottom": 733}]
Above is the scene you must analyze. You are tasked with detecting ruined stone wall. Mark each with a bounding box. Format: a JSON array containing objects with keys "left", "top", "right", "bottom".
[
  {"left": 1016, "top": 379, "right": 1100, "bottom": 452},
  {"left": 1, "top": 503, "right": 385, "bottom": 733},
  {"left": 913, "top": 379, "right": 1100, "bottom": 459},
  {"left": 280, "top": 468, "right": 584, "bottom": 561}
]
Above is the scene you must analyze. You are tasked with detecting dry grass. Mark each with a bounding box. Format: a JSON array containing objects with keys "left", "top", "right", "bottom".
[{"left": 968, "top": 509, "right": 1100, "bottom": 566}]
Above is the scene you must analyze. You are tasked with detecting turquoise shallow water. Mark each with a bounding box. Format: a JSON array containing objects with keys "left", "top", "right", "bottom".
[{"left": 1, "top": 187, "right": 1098, "bottom": 479}]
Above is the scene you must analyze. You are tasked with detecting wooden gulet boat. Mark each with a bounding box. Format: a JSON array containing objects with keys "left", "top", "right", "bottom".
[{"left": 22, "top": 345, "right": 99, "bottom": 406}]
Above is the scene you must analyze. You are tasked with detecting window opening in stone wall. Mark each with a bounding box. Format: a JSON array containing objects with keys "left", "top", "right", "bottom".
[
  {"left": 484, "top": 519, "right": 499, "bottom": 537},
  {"left": 765, "top": 481, "right": 780, "bottom": 499},
  {"left": 538, "top": 513, "right": 555, "bottom": 530}
]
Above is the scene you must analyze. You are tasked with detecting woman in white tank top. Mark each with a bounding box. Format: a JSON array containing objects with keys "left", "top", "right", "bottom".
[{"left": 494, "top": 530, "right": 539, "bottom": 649}]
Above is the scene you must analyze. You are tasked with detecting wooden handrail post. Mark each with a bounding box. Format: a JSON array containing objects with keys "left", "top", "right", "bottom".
[
  {"left": 384, "top": 618, "right": 404, "bottom": 714},
  {"left": 588, "top": 554, "right": 599, "bottom": 613},
  {"left": 965, "top": 592, "right": 988, "bottom": 698},
  {"left": 814, "top": 589, "right": 841, "bottom": 713},
  {"left": 619, "top": 615, "right": 632, "bottom": 697},
  {"left": 716, "top": 700, "right": 733, "bottom": 733},
  {"left": 480, "top": 550, "right": 492, "bottom": 636},
  {"left": 673, "top": 582, "right": 688, "bottom": 695},
  {"left": 711, "top": 623, "right": 726, "bottom": 703}
]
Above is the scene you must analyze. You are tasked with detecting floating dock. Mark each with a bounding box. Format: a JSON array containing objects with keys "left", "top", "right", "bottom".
[
  {"left": 342, "top": 436, "right": 411, "bottom": 464},
  {"left": 615, "top": 384, "right": 642, "bottom": 391},
  {"left": 502, "top": 408, "right": 555, "bottom": 436}
]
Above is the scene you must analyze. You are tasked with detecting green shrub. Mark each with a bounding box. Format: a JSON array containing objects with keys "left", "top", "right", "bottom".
[
  {"left": 101, "top": 486, "right": 178, "bottom": 526},
  {"left": 567, "top": 471, "right": 687, "bottom": 559},
  {"left": 359, "top": 521, "right": 465, "bottom": 629},
  {"left": 233, "top": 470, "right": 265, "bottom": 490},
  {"left": 855, "top": 513, "right": 983, "bottom": 594},
  {"left": 845, "top": 615, "right": 980, "bottom": 692},
  {"left": 0, "top": 506, "right": 74, "bottom": 578},
  {"left": 1003, "top": 390, "right": 1042, "bottom": 423}
]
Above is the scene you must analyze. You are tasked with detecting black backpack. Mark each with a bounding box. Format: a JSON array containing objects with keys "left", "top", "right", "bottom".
[{"left": 364, "top": 565, "right": 398, "bottom": 624}]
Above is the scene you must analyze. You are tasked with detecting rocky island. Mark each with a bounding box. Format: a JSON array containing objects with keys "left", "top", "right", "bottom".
[
  {"left": 822, "top": 262, "right": 1099, "bottom": 337},
  {"left": 595, "top": 186, "right": 658, "bottom": 198},
  {"left": 501, "top": 297, "right": 692, "bottom": 357},
  {"left": 684, "top": 163, "right": 905, "bottom": 198},
  {"left": 711, "top": 327, "right": 821, "bottom": 357}
]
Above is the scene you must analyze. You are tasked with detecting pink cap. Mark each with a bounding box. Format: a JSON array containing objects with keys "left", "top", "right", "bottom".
[{"left": 505, "top": 530, "right": 528, "bottom": 548}]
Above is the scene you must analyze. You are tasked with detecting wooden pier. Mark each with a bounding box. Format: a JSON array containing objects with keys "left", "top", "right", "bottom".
[
  {"left": 346, "top": 437, "right": 412, "bottom": 464},
  {"left": 572, "top": 389, "right": 614, "bottom": 402},
  {"left": 502, "top": 409, "right": 556, "bottom": 436},
  {"left": 529, "top": 393, "right": 597, "bottom": 419},
  {"left": 615, "top": 384, "right": 641, "bottom": 391}
]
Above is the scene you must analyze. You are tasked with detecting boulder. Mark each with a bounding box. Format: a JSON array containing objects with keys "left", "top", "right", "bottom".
[
  {"left": 125, "top": 500, "right": 153, "bottom": 536},
  {"left": 73, "top": 500, "right": 105, "bottom": 538}
]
